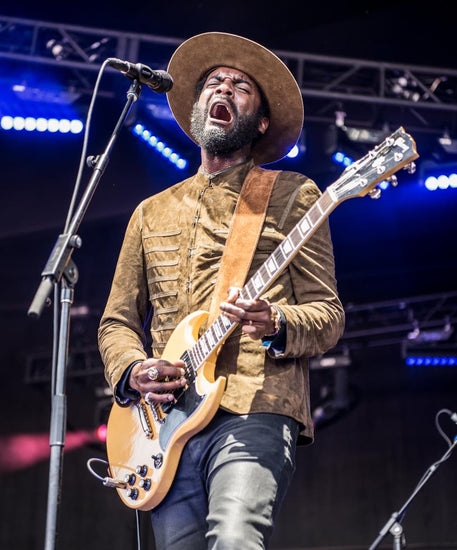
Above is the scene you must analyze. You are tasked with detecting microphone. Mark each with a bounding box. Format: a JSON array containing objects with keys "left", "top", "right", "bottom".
[
  {"left": 450, "top": 411, "right": 457, "bottom": 425},
  {"left": 108, "top": 58, "right": 173, "bottom": 93}
]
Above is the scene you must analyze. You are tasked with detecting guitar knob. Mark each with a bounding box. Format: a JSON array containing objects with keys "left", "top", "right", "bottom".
[
  {"left": 369, "top": 188, "right": 381, "bottom": 199},
  {"left": 127, "top": 488, "right": 139, "bottom": 500},
  {"left": 136, "top": 464, "right": 148, "bottom": 477},
  {"left": 139, "top": 478, "right": 151, "bottom": 491},
  {"left": 124, "top": 473, "right": 136, "bottom": 486}
]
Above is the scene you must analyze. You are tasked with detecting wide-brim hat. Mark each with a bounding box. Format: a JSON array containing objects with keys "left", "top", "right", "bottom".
[{"left": 166, "top": 32, "right": 304, "bottom": 166}]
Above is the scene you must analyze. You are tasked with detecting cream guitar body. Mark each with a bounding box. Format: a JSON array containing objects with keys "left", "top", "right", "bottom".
[{"left": 106, "top": 310, "right": 226, "bottom": 510}]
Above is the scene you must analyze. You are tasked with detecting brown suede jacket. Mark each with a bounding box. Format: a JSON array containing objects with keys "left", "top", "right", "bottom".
[{"left": 98, "top": 160, "right": 345, "bottom": 444}]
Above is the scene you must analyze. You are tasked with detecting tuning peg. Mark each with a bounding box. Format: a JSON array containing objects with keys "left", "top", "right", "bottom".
[
  {"left": 405, "top": 162, "right": 416, "bottom": 174},
  {"left": 369, "top": 188, "right": 382, "bottom": 199},
  {"left": 388, "top": 175, "right": 398, "bottom": 187}
]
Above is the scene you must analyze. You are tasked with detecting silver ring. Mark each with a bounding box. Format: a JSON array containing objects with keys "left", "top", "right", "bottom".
[{"left": 146, "top": 366, "right": 159, "bottom": 381}]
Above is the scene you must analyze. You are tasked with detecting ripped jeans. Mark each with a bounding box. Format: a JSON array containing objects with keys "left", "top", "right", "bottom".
[{"left": 150, "top": 409, "right": 299, "bottom": 550}]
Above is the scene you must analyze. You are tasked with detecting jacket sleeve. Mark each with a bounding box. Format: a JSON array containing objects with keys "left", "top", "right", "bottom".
[
  {"left": 272, "top": 178, "right": 345, "bottom": 359},
  {"left": 98, "top": 203, "right": 149, "bottom": 392}
]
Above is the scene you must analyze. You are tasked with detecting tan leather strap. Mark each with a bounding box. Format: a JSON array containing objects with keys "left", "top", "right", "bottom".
[{"left": 208, "top": 166, "right": 281, "bottom": 324}]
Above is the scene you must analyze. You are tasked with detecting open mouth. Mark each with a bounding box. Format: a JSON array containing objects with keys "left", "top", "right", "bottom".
[{"left": 208, "top": 102, "right": 233, "bottom": 124}]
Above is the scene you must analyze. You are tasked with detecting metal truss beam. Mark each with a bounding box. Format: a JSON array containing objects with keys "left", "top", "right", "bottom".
[{"left": 1, "top": 15, "right": 457, "bottom": 134}]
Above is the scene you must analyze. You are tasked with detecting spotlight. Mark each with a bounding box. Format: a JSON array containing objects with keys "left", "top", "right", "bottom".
[
  {"left": 46, "top": 39, "right": 71, "bottom": 61},
  {"left": 438, "top": 132, "right": 457, "bottom": 155}
]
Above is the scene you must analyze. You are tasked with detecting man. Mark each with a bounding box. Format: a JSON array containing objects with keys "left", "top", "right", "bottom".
[{"left": 98, "top": 32, "right": 345, "bottom": 550}]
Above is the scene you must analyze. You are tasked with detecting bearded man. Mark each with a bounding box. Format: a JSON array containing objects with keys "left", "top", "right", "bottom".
[{"left": 98, "top": 32, "right": 345, "bottom": 550}]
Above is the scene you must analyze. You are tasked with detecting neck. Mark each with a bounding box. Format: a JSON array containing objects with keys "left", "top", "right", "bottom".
[{"left": 200, "top": 146, "right": 251, "bottom": 175}]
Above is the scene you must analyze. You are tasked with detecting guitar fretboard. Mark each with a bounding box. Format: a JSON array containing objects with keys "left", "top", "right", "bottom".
[
  {"left": 180, "top": 127, "right": 418, "bottom": 377},
  {"left": 183, "top": 188, "right": 337, "bottom": 374}
]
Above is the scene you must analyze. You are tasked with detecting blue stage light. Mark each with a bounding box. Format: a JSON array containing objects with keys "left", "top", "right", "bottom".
[
  {"left": 0, "top": 115, "right": 84, "bottom": 134},
  {"left": 332, "top": 151, "right": 354, "bottom": 167},
  {"left": 286, "top": 144, "right": 299, "bottom": 158},
  {"left": 424, "top": 173, "right": 457, "bottom": 191},
  {"left": 406, "top": 355, "right": 457, "bottom": 366},
  {"left": 132, "top": 123, "right": 188, "bottom": 170}
]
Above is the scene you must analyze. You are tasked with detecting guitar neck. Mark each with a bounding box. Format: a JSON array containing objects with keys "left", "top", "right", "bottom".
[{"left": 185, "top": 187, "right": 339, "bottom": 371}]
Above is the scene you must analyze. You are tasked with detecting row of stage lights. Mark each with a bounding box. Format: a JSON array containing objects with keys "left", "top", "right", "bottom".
[
  {"left": 0, "top": 115, "right": 84, "bottom": 134},
  {"left": 423, "top": 173, "right": 457, "bottom": 191},
  {"left": 2, "top": 114, "right": 457, "bottom": 184},
  {"left": 132, "top": 123, "right": 188, "bottom": 170},
  {"left": 405, "top": 356, "right": 457, "bottom": 366}
]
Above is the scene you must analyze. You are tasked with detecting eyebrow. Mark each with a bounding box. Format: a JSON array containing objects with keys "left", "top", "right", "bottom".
[{"left": 206, "top": 74, "right": 253, "bottom": 87}]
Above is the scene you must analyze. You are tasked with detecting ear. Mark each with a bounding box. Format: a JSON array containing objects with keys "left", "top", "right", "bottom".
[{"left": 257, "top": 116, "right": 269, "bottom": 135}]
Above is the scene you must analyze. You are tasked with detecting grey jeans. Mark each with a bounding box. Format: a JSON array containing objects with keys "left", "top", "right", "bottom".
[{"left": 150, "top": 409, "right": 299, "bottom": 550}]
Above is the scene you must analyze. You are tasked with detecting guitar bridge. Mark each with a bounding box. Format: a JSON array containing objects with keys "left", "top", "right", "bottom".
[{"left": 137, "top": 401, "right": 154, "bottom": 438}]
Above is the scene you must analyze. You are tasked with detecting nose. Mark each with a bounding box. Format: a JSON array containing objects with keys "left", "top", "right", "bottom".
[{"left": 215, "top": 78, "right": 234, "bottom": 96}]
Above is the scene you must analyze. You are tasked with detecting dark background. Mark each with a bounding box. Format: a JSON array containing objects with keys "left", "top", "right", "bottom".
[{"left": 0, "top": 2, "right": 456, "bottom": 550}]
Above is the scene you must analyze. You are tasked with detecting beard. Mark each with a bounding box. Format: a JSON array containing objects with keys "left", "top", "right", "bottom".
[{"left": 190, "top": 99, "right": 263, "bottom": 156}]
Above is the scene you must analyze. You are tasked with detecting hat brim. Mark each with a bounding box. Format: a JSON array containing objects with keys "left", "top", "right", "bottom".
[{"left": 166, "top": 32, "right": 304, "bottom": 166}]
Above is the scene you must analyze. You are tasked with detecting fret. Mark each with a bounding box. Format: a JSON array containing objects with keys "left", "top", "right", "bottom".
[
  {"left": 274, "top": 247, "right": 285, "bottom": 267},
  {"left": 214, "top": 320, "right": 222, "bottom": 339},
  {"left": 194, "top": 342, "right": 204, "bottom": 365},
  {"left": 200, "top": 336, "right": 209, "bottom": 356},
  {"left": 320, "top": 190, "right": 335, "bottom": 212},
  {"left": 266, "top": 255, "right": 279, "bottom": 277},
  {"left": 307, "top": 203, "right": 321, "bottom": 226},
  {"left": 188, "top": 347, "right": 197, "bottom": 368},
  {"left": 298, "top": 216, "right": 310, "bottom": 236},
  {"left": 206, "top": 330, "right": 216, "bottom": 348},
  {"left": 252, "top": 271, "right": 265, "bottom": 292},
  {"left": 281, "top": 236, "right": 293, "bottom": 256},
  {"left": 240, "top": 285, "right": 253, "bottom": 300},
  {"left": 258, "top": 265, "right": 271, "bottom": 287}
]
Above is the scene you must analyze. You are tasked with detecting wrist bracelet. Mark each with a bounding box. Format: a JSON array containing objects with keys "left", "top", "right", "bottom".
[{"left": 264, "top": 305, "right": 282, "bottom": 337}]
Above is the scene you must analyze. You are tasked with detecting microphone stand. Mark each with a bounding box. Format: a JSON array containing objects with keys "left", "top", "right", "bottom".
[
  {"left": 27, "top": 79, "right": 143, "bottom": 550},
  {"left": 368, "top": 437, "right": 457, "bottom": 550}
]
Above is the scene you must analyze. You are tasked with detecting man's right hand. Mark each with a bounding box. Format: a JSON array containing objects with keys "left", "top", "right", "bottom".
[{"left": 129, "top": 358, "right": 187, "bottom": 403}]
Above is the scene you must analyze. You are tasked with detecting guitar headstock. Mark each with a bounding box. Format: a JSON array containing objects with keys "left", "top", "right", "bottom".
[{"left": 329, "top": 127, "right": 419, "bottom": 202}]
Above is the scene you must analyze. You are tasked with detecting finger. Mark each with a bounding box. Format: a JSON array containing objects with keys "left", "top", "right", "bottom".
[
  {"left": 235, "top": 297, "right": 270, "bottom": 312},
  {"left": 226, "top": 286, "right": 241, "bottom": 303},
  {"left": 142, "top": 359, "right": 186, "bottom": 380},
  {"left": 145, "top": 391, "right": 176, "bottom": 404},
  {"left": 219, "top": 300, "right": 247, "bottom": 322}
]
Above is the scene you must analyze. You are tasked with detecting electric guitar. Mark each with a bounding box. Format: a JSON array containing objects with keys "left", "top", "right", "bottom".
[{"left": 105, "top": 126, "right": 418, "bottom": 510}]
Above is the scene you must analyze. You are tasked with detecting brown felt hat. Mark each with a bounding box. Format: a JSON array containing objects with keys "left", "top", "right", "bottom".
[{"left": 166, "top": 32, "right": 304, "bottom": 165}]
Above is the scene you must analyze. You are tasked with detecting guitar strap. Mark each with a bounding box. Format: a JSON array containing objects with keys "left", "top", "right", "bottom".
[{"left": 207, "top": 165, "right": 281, "bottom": 325}]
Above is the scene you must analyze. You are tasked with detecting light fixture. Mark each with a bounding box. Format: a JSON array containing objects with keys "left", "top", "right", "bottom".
[
  {"left": 0, "top": 115, "right": 83, "bottom": 134},
  {"left": 438, "top": 131, "right": 457, "bottom": 155},
  {"left": 286, "top": 129, "right": 306, "bottom": 159},
  {"left": 132, "top": 123, "right": 189, "bottom": 170},
  {"left": 419, "top": 160, "right": 457, "bottom": 191}
]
